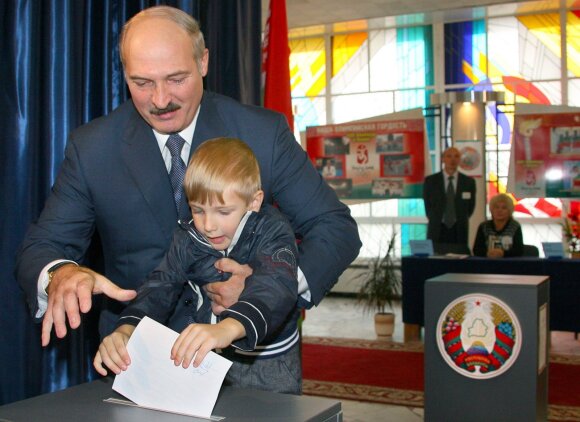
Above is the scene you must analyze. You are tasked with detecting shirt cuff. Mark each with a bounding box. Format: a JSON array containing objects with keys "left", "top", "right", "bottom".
[
  {"left": 297, "top": 266, "right": 311, "bottom": 303},
  {"left": 35, "top": 259, "right": 78, "bottom": 319}
]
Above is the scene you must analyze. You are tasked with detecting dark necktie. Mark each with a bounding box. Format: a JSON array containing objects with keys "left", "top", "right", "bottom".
[
  {"left": 444, "top": 175, "right": 456, "bottom": 228},
  {"left": 166, "top": 133, "right": 187, "bottom": 213}
]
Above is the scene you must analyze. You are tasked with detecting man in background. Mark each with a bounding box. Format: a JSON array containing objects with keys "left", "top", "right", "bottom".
[{"left": 423, "top": 147, "right": 476, "bottom": 253}]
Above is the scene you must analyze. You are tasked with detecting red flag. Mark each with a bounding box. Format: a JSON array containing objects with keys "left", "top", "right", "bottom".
[{"left": 262, "top": 0, "right": 294, "bottom": 130}]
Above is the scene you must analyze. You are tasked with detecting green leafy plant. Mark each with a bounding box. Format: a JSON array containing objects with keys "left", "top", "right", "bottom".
[{"left": 355, "top": 232, "right": 401, "bottom": 314}]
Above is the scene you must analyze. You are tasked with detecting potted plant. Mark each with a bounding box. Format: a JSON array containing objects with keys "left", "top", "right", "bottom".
[{"left": 355, "top": 231, "right": 401, "bottom": 337}]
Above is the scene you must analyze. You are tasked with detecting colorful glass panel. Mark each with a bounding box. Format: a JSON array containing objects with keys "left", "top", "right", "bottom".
[
  {"left": 444, "top": 20, "right": 486, "bottom": 85},
  {"left": 289, "top": 37, "right": 326, "bottom": 131},
  {"left": 331, "top": 32, "right": 369, "bottom": 94},
  {"left": 567, "top": 10, "right": 580, "bottom": 76},
  {"left": 289, "top": 37, "right": 326, "bottom": 97},
  {"left": 331, "top": 92, "right": 394, "bottom": 123},
  {"left": 397, "top": 25, "right": 434, "bottom": 89},
  {"left": 569, "top": 79, "right": 580, "bottom": 106},
  {"left": 369, "top": 28, "right": 398, "bottom": 91},
  {"left": 487, "top": 15, "right": 561, "bottom": 101}
]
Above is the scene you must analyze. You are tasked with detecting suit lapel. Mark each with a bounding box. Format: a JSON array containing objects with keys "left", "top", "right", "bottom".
[
  {"left": 121, "top": 113, "right": 178, "bottom": 238},
  {"left": 127, "top": 93, "right": 235, "bottom": 221},
  {"left": 191, "top": 92, "right": 231, "bottom": 153},
  {"left": 439, "top": 172, "right": 447, "bottom": 197},
  {"left": 456, "top": 173, "right": 466, "bottom": 194},
  {"left": 454, "top": 173, "right": 465, "bottom": 210}
]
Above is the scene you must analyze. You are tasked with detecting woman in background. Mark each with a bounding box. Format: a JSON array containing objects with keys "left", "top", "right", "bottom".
[{"left": 473, "top": 193, "right": 524, "bottom": 257}]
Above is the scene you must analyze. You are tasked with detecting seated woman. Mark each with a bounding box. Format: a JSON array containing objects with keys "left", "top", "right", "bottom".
[{"left": 472, "top": 193, "right": 524, "bottom": 257}]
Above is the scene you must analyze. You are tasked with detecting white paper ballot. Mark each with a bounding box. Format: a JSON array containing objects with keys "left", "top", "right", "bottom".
[{"left": 112, "top": 317, "right": 232, "bottom": 419}]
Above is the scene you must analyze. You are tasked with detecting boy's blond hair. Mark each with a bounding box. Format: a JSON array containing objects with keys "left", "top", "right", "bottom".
[{"left": 184, "top": 137, "right": 261, "bottom": 205}]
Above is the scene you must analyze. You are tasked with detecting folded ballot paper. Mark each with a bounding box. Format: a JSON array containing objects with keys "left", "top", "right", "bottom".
[{"left": 110, "top": 316, "right": 232, "bottom": 419}]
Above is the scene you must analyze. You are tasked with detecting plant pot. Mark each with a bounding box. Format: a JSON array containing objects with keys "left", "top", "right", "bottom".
[
  {"left": 374, "top": 312, "right": 395, "bottom": 338},
  {"left": 572, "top": 251, "right": 580, "bottom": 259}
]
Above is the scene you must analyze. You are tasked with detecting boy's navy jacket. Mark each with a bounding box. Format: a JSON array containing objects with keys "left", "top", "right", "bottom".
[{"left": 117, "top": 204, "right": 300, "bottom": 358}]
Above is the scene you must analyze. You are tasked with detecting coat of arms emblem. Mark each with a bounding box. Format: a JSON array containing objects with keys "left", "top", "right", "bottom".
[{"left": 436, "top": 293, "right": 522, "bottom": 379}]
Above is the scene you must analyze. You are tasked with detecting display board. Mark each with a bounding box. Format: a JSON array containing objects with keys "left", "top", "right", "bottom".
[
  {"left": 513, "top": 111, "right": 580, "bottom": 198},
  {"left": 306, "top": 113, "right": 426, "bottom": 200}
]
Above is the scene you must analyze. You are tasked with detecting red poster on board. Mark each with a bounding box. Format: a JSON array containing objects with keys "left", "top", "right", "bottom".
[
  {"left": 306, "top": 117, "right": 426, "bottom": 200},
  {"left": 513, "top": 112, "right": 580, "bottom": 198}
]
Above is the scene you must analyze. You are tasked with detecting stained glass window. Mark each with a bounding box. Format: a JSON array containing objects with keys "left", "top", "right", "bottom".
[
  {"left": 287, "top": 2, "right": 579, "bottom": 259},
  {"left": 331, "top": 32, "right": 369, "bottom": 94},
  {"left": 567, "top": 8, "right": 580, "bottom": 106},
  {"left": 569, "top": 79, "right": 580, "bottom": 107},
  {"left": 289, "top": 36, "right": 326, "bottom": 131},
  {"left": 488, "top": 14, "right": 561, "bottom": 101},
  {"left": 331, "top": 92, "right": 394, "bottom": 124},
  {"left": 568, "top": 10, "right": 580, "bottom": 76},
  {"left": 397, "top": 26, "right": 434, "bottom": 89},
  {"left": 369, "top": 29, "right": 398, "bottom": 91},
  {"left": 444, "top": 20, "right": 486, "bottom": 85}
]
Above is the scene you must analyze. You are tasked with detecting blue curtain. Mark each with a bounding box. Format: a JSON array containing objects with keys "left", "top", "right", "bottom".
[{"left": 0, "top": 0, "right": 260, "bottom": 405}]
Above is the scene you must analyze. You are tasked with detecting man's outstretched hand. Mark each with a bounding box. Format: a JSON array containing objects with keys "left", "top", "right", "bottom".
[{"left": 42, "top": 264, "right": 137, "bottom": 346}]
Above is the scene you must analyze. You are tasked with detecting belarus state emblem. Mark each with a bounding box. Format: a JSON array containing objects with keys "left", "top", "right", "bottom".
[{"left": 436, "top": 293, "right": 522, "bottom": 379}]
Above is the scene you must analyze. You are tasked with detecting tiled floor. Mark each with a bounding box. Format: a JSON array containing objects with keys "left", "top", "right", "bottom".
[{"left": 301, "top": 295, "right": 580, "bottom": 422}]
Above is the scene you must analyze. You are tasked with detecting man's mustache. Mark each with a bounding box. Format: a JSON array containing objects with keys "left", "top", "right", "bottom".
[{"left": 150, "top": 103, "right": 181, "bottom": 115}]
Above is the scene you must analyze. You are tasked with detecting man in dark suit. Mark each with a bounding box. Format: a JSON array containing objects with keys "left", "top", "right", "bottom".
[
  {"left": 423, "top": 147, "right": 476, "bottom": 253},
  {"left": 16, "top": 6, "right": 361, "bottom": 346}
]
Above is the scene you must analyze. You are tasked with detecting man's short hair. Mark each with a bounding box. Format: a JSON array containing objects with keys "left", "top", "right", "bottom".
[
  {"left": 184, "top": 138, "right": 261, "bottom": 205},
  {"left": 119, "top": 6, "right": 206, "bottom": 72}
]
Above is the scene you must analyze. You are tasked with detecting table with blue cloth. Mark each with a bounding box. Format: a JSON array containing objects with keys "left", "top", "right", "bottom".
[{"left": 402, "top": 256, "right": 580, "bottom": 341}]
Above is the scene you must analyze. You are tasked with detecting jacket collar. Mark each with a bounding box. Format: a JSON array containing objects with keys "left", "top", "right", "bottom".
[{"left": 180, "top": 210, "right": 258, "bottom": 256}]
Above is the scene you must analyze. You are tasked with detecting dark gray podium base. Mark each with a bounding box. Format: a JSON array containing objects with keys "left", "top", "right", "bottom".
[{"left": 424, "top": 273, "right": 549, "bottom": 422}]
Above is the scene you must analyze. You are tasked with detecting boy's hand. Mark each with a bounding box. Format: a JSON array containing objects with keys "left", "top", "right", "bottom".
[
  {"left": 171, "top": 319, "right": 244, "bottom": 369},
  {"left": 93, "top": 324, "right": 136, "bottom": 376},
  {"left": 204, "top": 258, "right": 252, "bottom": 314}
]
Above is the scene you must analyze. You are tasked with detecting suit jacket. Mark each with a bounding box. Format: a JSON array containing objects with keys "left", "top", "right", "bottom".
[
  {"left": 16, "top": 91, "right": 361, "bottom": 334},
  {"left": 423, "top": 171, "right": 476, "bottom": 245}
]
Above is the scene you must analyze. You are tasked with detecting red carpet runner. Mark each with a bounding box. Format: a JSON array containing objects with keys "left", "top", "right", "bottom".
[{"left": 302, "top": 337, "right": 580, "bottom": 422}]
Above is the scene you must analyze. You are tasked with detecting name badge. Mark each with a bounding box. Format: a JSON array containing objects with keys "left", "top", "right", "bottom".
[{"left": 462, "top": 192, "right": 471, "bottom": 199}]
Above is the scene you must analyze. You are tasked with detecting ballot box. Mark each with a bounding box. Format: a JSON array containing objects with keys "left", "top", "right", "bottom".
[
  {"left": 424, "top": 273, "right": 549, "bottom": 422},
  {"left": 0, "top": 377, "right": 342, "bottom": 422}
]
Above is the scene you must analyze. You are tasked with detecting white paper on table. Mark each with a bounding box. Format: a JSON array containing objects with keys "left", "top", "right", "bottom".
[{"left": 112, "top": 316, "right": 232, "bottom": 419}]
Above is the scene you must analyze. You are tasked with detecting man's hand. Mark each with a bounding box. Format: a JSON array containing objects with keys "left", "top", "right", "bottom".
[
  {"left": 203, "top": 258, "right": 252, "bottom": 314},
  {"left": 42, "top": 265, "right": 137, "bottom": 346},
  {"left": 93, "top": 324, "right": 136, "bottom": 376}
]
